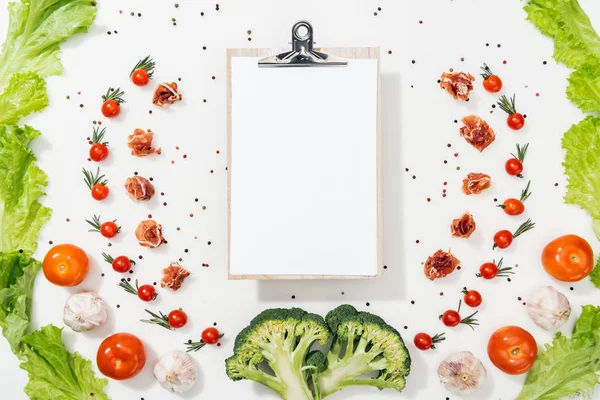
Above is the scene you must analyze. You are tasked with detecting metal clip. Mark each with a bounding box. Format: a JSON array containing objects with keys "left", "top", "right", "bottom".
[{"left": 258, "top": 21, "right": 347, "bottom": 67}]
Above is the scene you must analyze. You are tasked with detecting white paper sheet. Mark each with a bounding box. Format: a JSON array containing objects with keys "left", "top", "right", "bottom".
[{"left": 230, "top": 57, "right": 378, "bottom": 276}]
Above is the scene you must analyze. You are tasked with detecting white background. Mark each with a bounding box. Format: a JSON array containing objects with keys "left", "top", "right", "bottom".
[{"left": 1, "top": 0, "right": 600, "bottom": 399}]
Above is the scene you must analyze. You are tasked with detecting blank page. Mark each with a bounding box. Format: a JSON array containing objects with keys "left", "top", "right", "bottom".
[{"left": 230, "top": 57, "right": 378, "bottom": 277}]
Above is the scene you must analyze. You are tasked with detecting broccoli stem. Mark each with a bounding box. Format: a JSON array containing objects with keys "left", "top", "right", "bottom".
[{"left": 269, "top": 346, "right": 315, "bottom": 400}]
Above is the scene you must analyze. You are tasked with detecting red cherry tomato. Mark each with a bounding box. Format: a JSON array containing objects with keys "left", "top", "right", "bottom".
[
  {"left": 101, "top": 99, "right": 120, "bottom": 118},
  {"left": 90, "top": 143, "right": 109, "bottom": 162},
  {"left": 100, "top": 221, "right": 119, "bottom": 238},
  {"left": 501, "top": 198, "right": 525, "bottom": 216},
  {"left": 493, "top": 230, "right": 513, "bottom": 249},
  {"left": 168, "top": 310, "right": 188, "bottom": 328},
  {"left": 479, "top": 262, "right": 499, "bottom": 279},
  {"left": 507, "top": 113, "right": 525, "bottom": 130},
  {"left": 112, "top": 256, "right": 132, "bottom": 273},
  {"left": 91, "top": 184, "right": 109, "bottom": 201},
  {"left": 131, "top": 69, "right": 149, "bottom": 86},
  {"left": 505, "top": 159, "right": 524, "bottom": 176},
  {"left": 414, "top": 333, "right": 433, "bottom": 350},
  {"left": 138, "top": 284, "right": 156, "bottom": 302},
  {"left": 201, "top": 327, "right": 221, "bottom": 344},
  {"left": 463, "top": 289, "right": 482, "bottom": 307},
  {"left": 483, "top": 75, "right": 502, "bottom": 93},
  {"left": 441, "top": 310, "right": 460, "bottom": 327}
]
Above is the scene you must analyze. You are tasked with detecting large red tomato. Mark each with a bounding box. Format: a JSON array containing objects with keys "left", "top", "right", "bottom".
[
  {"left": 542, "top": 234, "right": 594, "bottom": 282},
  {"left": 487, "top": 326, "right": 537, "bottom": 375},
  {"left": 97, "top": 333, "right": 146, "bottom": 380}
]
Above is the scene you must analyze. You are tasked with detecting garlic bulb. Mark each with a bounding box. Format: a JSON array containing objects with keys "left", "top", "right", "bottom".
[
  {"left": 63, "top": 291, "right": 108, "bottom": 332},
  {"left": 154, "top": 351, "right": 198, "bottom": 393},
  {"left": 527, "top": 286, "right": 571, "bottom": 330},
  {"left": 438, "top": 351, "right": 486, "bottom": 395}
]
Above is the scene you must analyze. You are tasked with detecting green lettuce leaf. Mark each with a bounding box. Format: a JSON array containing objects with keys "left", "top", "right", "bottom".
[
  {"left": 0, "top": 0, "right": 97, "bottom": 92},
  {"left": 516, "top": 306, "right": 600, "bottom": 400},
  {"left": 0, "top": 251, "right": 40, "bottom": 354},
  {"left": 591, "top": 256, "right": 600, "bottom": 290},
  {"left": 0, "top": 72, "right": 49, "bottom": 125},
  {"left": 0, "top": 124, "right": 52, "bottom": 253},
  {"left": 567, "top": 61, "right": 600, "bottom": 113},
  {"left": 562, "top": 116, "right": 600, "bottom": 240},
  {"left": 20, "top": 325, "right": 109, "bottom": 400}
]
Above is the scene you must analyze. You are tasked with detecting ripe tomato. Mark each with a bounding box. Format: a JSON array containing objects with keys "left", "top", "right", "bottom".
[
  {"left": 43, "top": 244, "right": 89, "bottom": 287},
  {"left": 201, "top": 327, "right": 221, "bottom": 344},
  {"left": 479, "top": 262, "right": 498, "bottom": 279},
  {"left": 483, "top": 75, "right": 502, "bottom": 93},
  {"left": 168, "top": 310, "right": 188, "bottom": 328},
  {"left": 138, "top": 284, "right": 156, "bottom": 302},
  {"left": 131, "top": 69, "right": 149, "bottom": 86},
  {"left": 101, "top": 99, "right": 120, "bottom": 118},
  {"left": 97, "top": 333, "right": 146, "bottom": 380},
  {"left": 100, "top": 221, "right": 119, "bottom": 238},
  {"left": 505, "top": 158, "right": 523, "bottom": 176},
  {"left": 463, "top": 289, "right": 482, "bottom": 307},
  {"left": 90, "top": 143, "right": 109, "bottom": 162},
  {"left": 487, "top": 326, "right": 537, "bottom": 375},
  {"left": 501, "top": 198, "right": 525, "bottom": 216},
  {"left": 542, "top": 234, "right": 594, "bottom": 282},
  {"left": 414, "top": 333, "right": 433, "bottom": 350},
  {"left": 507, "top": 113, "right": 525, "bottom": 130},
  {"left": 112, "top": 256, "right": 132, "bottom": 273},
  {"left": 91, "top": 184, "right": 109, "bottom": 201},
  {"left": 493, "top": 230, "right": 513, "bottom": 249},
  {"left": 441, "top": 310, "right": 460, "bottom": 327}
]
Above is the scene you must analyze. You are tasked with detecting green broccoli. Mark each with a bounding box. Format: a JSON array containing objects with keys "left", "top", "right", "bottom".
[
  {"left": 318, "top": 304, "right": 411, "bottom": 396},
  {"left": 225, "top": 308, "right": 330, "bottom": 400},
  {"left": 225, "top": 305, "right": 411, "bottom": 400}
]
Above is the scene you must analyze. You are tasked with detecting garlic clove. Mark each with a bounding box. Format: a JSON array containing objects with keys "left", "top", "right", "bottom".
[
  {"left": 527, "top": 286, "right": 571, "bottom": 330},
  {"left": 154, "top": 351, "right": 198, "bottom": 393},
  {"left": 63, "top": 291, "right": 108, "bottom": 332},
  {"left": 438, "top": 351, "right": 486, "bottom": 395}
]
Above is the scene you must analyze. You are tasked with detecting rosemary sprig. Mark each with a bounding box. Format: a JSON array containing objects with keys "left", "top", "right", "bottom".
[
  {"left": 510, "top": 143, "right": 529, "bottom": 163},
  {"left": 82, "top": 167, "right": 107, "bottom": 189},
  {"left": 520, "top": 181, "right": 532, "bottom": 202},
  {"left": 92, "top": 126, "right": 108, "bottom": 145},
  {"left": 130, "top": 55, "right": 155, "bottom": 79},
  {"left": 86, "top": 214, "right": 103, "bottom": 231},
  {"left": 118, "top": 278, "right": 156, "bottom": 299},
  {"left": 102, "top": 87, "right": 125, "bottom": 104},
  {"left": 141, "top": 309, "right": 173, "bottom": 330},
  {"left": 512, "top": 218, "right": 535, "bottom": 239},
  {"left": 497, "top": 94, "right": 518, "bottom": 115},
  {"left": 460, "top": 310, "right": 479, "bottom": 331},
  {"left": 429, "top": 333, "right": 446, "bottom": 349},
  {"left": 185, "top": 333, "right": 225, "bottom": 352},
  {"left": 480, "top": 63, "right": 494, "bottom": 80}
]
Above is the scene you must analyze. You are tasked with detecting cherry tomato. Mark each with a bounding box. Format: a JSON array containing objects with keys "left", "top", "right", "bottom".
[
  {"left": 487, "top": 326, "right": 537, "bottom": 375},
  {"left": 507, "top": 113, "right": 525, "bottom": 130},
  {"left": 112, "top": 256, "right": 132, "bottom": 273},
  {"left": 463, "top": 289, "right": 482, "bottom": 307},
  {"left": 478, "top": 262, "right": 499, "bottom": 279},
  {"left": 501, "top": 198, "right": 525, "bottom": 216},
  {"left": 505, "top": 158, "right": 524, "bottom": 176},
  {"left": 483, "top": 75, "right": 502, "bottom": 93},
  {"left": 201, "top": 327, "right": 221, "bottom": 344},
  {"left": 90, "top": 143, "right": 109, "bottom": 162},
  {"left": 413, "top": 332, "right": 445, "bottom": 351},
  {"left": 91, "top": 184, "right": 109, "bottom": 201},
  {"left": 493, "top": 230, "right": 513, "bottom": 249},
  {"left": 101, "top": 99, "right": 120, "bottom": 118},
  {"left": 441, "top": 310, "right": 460, "bottom": 327},
  {"left": 131, "top": 69, "right": 149, "bottom": 86},
  {"left": 542, "top": 234, "right": 594, "bottom": 282},
  {"left": 138, "top": 284, "right": 156, "bottom": 302},
  {"left": 97, "top": 333, "right": 146, "bottom": 380},
  {"left": 100, "top": 221, "right": 119, "bottom": 238},
  {"left": 43, "top": 244, "right": 89, "bottom": 287},
  {"left": 168, "top": 310, "right": 188, "bottom": 328}
]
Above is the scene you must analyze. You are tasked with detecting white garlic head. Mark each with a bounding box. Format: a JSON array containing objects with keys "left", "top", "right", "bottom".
[
  {"left": 527, "top": 286, "right": 571, "bottom": 330},
  {"left": 154, "top": 351, "right": 198, "bottom": 393},
  {"left": 438, "top": 351, "right": 486, "bottom": 395},
  {"left": 63, "top": 291, "right": 108, "bottom": 332}
]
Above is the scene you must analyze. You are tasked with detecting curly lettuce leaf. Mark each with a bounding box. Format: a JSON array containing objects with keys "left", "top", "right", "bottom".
[
  {"left": 0, "top": 0, "right": 97, "bottom": 93},
  {"left": 20, "top": 325, "right": 109, "bottom": 400},
  {"left": 591, "top": 257, "right": 600, "bottom": 290},
  {"left": 516, "top": 306, "right": 600, "bottom": 400},
  {"left": 0, "top": 125, "right": 52, "bottom": 253},
  {"left": 562, "top": 117, "right": 600, "bottom": 240},
  {"left": 0, "top": 251, "right": 40, "bottom": 354},
  {"left": 0, "top": 72, "right": 48, "bottom": 125},
  {"left": 566, "top": 61, "right": 600, "bottom": 113}
]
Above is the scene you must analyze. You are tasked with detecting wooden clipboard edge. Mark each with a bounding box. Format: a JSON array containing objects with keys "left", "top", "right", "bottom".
[{"left": 227, "top": 47, "right": 382, "bottom": 280}]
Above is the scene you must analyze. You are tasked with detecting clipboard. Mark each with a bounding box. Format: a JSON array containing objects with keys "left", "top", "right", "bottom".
[{"left": 227, "top": 21, "right": 382, "bottom": 280}]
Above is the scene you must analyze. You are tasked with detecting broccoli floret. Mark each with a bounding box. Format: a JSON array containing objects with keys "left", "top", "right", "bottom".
[
  {"left": 226, "top": 308, "right": 330, "bottom": 400},
  {"left": 317, "top": 305, "right": 411, "bottom": 397},
  {"left": 304, "top": 351, "right": 327, "bottom": 400}
]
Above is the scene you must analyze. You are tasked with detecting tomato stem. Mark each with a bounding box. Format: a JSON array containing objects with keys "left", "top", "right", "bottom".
[
  {"left": 497, "top": 94, "right": 518, "bottom": 115},
  {"left": 141, "top": 309, "right": 173, "bottom": 330}
]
